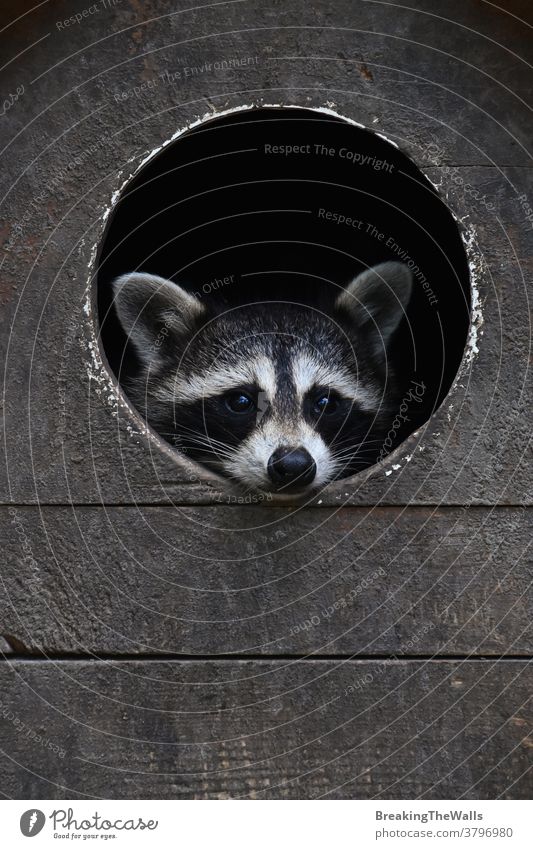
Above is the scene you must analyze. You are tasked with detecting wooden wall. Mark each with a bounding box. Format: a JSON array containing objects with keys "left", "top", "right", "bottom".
[{"left": 0, "top": 0, "right": 531, "bottom": 798}]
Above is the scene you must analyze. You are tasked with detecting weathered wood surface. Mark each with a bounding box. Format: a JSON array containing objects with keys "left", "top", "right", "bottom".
[
  {"left": 1, "top": 0, "right": 532, "bottom": 174},
  {"left": 3, "top": 506, "right": 532, "bottom": 655},
  {"left": 0, "top": 0, "right": 531, "bottom": 803},
  {"left": 0, "top": 2, "right": 531, "bottom": 506},
  {"left": 0, "top": 660, "right": 531, "bottom": 799},
  {"left": 0, "top": 164, "right": 531, "bottom": 506}
]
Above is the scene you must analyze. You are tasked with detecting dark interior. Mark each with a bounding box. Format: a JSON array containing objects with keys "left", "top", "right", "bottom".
[{"left": 97, "top": 106, "right": 471, "bottom": 464}]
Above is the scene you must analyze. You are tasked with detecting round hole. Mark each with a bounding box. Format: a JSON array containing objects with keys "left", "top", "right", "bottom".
[{"left": 97, "top": 106, "right": 471, "bottom": 493}]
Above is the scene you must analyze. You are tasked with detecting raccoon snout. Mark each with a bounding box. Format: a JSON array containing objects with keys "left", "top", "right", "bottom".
[{"left": 267, "top": 447, "right": 317, "bottom": 491}]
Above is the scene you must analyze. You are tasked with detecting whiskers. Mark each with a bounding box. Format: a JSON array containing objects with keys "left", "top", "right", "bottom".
[
  {"left": 330, "top": 437, "right": 383, "bottom": 475},
  {"left": 159, "top": 424, "right": 238, "bottom": 465},
  {"left": 160, "top": 422, "right": 386, "bottom": 492}
]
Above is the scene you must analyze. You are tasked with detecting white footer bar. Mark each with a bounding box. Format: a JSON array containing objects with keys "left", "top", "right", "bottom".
[{"left": 3, "top": 799, "right": 532, "bottom": 848}]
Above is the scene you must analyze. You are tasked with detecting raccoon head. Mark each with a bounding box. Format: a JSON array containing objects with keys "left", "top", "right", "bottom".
[{"left": 112, "top": 262, "right": 412, "bottom": 495}]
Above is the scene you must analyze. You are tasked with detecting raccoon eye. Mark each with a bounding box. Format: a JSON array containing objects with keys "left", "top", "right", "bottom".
[
  {"left": 225, "top": 391, "right": 256, "bottom": 414},
  {"left": 312, "top": 390, "right": 340, "bottom": 417}
]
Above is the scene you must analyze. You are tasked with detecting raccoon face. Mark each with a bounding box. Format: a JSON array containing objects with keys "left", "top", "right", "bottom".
[{"left": 112, "top": 262, "right": 412, "bottom": 495}]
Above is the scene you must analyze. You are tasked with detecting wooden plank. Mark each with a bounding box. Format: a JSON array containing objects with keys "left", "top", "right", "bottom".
[
  {"left": 3, "top": 506, "right": 532, "bottom": 654},
  {"left": 1, "top": 0, "right": 532, "bottom": 175},
  {"left": 0, "top": 165, "right": 531, "bottom": 505},
  {"left": 0, "top": 0, "right": 532, "bottom": 506},
  {"left": 0, "top": 659, "right": 531, "bottom": 799}
]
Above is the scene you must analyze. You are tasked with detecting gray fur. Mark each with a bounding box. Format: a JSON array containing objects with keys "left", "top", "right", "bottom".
[
  {"left": 335, "top": 262, "right": 412, "bottom": 354},
  {"left": 112, "top": 272, "right": 206, "bottom": 366},
  {"left": 112, "top": 264, "right": 413, "bottom": 494}
]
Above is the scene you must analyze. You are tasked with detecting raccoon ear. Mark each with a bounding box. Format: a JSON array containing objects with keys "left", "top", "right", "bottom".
[
  {"left": 112, "top": 272, "right": 205, "bottom": 365},
  {"left": 335, "top": 262, "right": 412, "bottom": 349}
]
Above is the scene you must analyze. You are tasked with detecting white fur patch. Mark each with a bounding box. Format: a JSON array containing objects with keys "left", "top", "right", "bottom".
[
  {"left": 161, "top": 355, "right": 277, "bottom": 403},
  {"left": 291, "top": 353, "right": 379, "bottom": 411},
  {"left": 222, "top": 417, "right": 335, "bottom": 491}
]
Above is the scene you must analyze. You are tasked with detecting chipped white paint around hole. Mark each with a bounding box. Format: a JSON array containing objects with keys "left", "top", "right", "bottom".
[
  {"left": 81, "top": 101, "right": 479, "bottom": 492},
  {"left": 460, "top": 224, "right": 484, "bottom": 366}
]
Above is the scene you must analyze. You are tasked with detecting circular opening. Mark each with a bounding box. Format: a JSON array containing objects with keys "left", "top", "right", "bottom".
[{"left": 98, "top": 106, "right": 471, "bottom": 495}]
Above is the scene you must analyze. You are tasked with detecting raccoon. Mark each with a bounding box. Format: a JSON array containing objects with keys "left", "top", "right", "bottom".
[{"left": 112, "top": 262, "right": 412, "bottom": 494}]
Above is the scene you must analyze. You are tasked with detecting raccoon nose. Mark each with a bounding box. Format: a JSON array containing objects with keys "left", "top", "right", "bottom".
[{"left": 267, "top": 447, "right": 317, "bottom": 490}]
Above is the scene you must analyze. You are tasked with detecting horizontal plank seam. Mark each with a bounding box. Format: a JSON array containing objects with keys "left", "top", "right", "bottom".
[
  {"left": 425, "top": 164, "right": 533, "bottom": 169},
  {"left": 1, "top": 653, "right": 533, "bottom": 663},
  {"left": 2, "top": 503, "right": 533, "bottom": 510}
]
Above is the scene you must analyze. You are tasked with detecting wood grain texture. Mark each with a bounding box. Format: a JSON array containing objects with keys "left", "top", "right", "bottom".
[
  {"left": 0, "top": 166, "right": 531, "bottom": 506},
  {"left": 0, "top": 659, "right": 531, "bottom": 799},
  {"left": 3, "top": 506, "right": 532, "bottom": 655},
  {"left": 0, "top": 0, "right": 531, "bottom": 804},
  {"left": 0, "top": 2, "right": 531, "bottom": 506}
]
